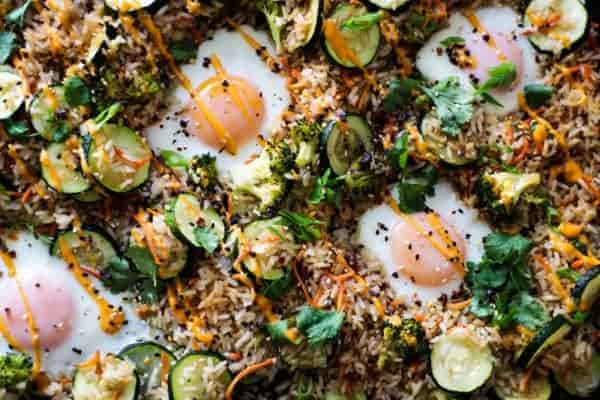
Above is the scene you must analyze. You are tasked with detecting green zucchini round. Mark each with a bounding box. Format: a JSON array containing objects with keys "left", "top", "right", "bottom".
[
  {"left": 29, "top": 85, "right": 72, "bottom": 141},
  {"left": 51, "top": 227, "right": 118, "bottom": 271},
  {"left": 554, "top": 353, "right": 600, "bottom": 398},
  {"left": 321, "top": 114, "right": 374, "bottom": 175},
  {"left": 119, "top": 341, "right": 176, "bottom": 395},
  {"left": 494, "top": 374, "right": 552, "bottom": 400},
  {"left": 571, "top": 265, "right": 600, "bottom": 311},
  {"left": 0, "top": 66, "right": 26, "bottom": 120},
  {"left": 40, "top": 142, "right": 91, "bottom": 194},
  {"left": 517, "top": 315, "right": 572, "bottom": 369},
  {"left": 72, "top": 354, "right": 138, "bottom": 400},
  {"left": 168, "top": 351, "right": 231, "bottom": 400}
]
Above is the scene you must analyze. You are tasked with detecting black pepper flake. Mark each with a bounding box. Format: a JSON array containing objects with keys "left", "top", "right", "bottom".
[{"left": 72, "top": 347, "right": 83, "bottom": 354}]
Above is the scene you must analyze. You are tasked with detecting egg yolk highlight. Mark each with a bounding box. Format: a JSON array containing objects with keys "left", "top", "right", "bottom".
[
  {"left": 390, "top": 212, "right": 466, "bottom": 287},
  {"left": 182, "top": 55, "right": 265, "bottom": 155},
  {"left": 0, "top": 271, "right": 74, "bottom": 350}
]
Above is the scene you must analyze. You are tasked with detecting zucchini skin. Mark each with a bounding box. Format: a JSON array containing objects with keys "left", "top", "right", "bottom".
[
  {"left": 167, "top": 351, "right": 231, "bottom": 400},
  {"left": 571, "top": 265, "right": 600, "bottom": 310},
  {"left": 50, "top": 225, "right": 118, "bottom": 258},
  {"left": 517, "top": 315, "right": 572, "bottom": 369}
]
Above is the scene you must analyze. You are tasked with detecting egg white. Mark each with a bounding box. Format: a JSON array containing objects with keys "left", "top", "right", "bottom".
[
  {"left": 416, "top": 6, "right": 539, "bottom": 115},
  {"left": 0, "top": 232, "right": 151, "bottom": 376},
  {"left": 357, "top": 181, "right": 491, "bottom": 305},
  {"left": 144, "top": 26, "right": 290, "bottom": 178}
]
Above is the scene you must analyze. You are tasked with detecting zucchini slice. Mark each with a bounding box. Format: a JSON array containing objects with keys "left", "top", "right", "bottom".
[
  {"left": 165, "top": 193, "right": 225, "bottom": 248},
  {"left": 554, "top": 353, "right": 600, "bottom": 398},
  {"left": 287, "top": 0, "right": 322, "bottom": 51},
  {"left": 0, "top": 67, "right": 26, "bottom": 120},
  {"left": 523, "top": 0, "right": 589, "bottom": 55},
  {"left": 517, "top": 315, "right": 572, "bottom": 369},
  {"left": 571, "top": 265, "right": 600, "bottom": 310},
  {"left": 430, "top": 328, "right": 494, "bottom": 393},
  {"left": 85, "top": 123, "right": 152, "bottom": 193},
  {"left": 105, "top": 0, "right": 157, "bottom": 12},
  {"left": 119, "top": 342, "right": 176, "bottom": 395},
  {"left": 29, "top": 86, "right": 72, "bottom": 141},
  {"left": 322, "top": 114, "right": 374, "bottom": 175},
  {"left": 495, "top": 374, "right": 552, "bottom": 400},
  {"left": 168, "top": 352, "right": 231, "bottom": 400},
  {"left": 420, "top": 113, "right": 476, "bottom": 166},
  {"left": 73, "top": 187, "right": 103, "bottom": 203},
  {"left": 40, "top": 142, "right": 91, "bottom": 194},
  {"left": 72, "top": 354, "right": 138, "bottom": 400},
  {"left": 323, "top": 3, "right": 381, "bottom": 68},
  {"left": 242, "top": 217, "right": 293, "bottom": 280},
  {"left": 51, "top": 227, "right": 118, "bottom": 271},
  {"left": 368, "top": 0, "right": 411, "bottom": 11}
]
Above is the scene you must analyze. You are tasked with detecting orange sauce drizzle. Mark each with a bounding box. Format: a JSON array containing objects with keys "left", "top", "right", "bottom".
[
  {"left": 517, "top": 92, "right": 567, "bottom": 149},
  {"left": 39, "top": 149, "right": 62, "bottom": 192},
  {"left": 0, "top": 252, "right": 42, "bottom": 375},
  {"left": 226, "top": 19, "right": 280, "bottom": 73},
  {"left": 138, "top": 12, "right": 236, "bottom": 154},
  {"left": 463, "top": 10, "right": 507, "bottom": 61},
  {"left": 57, "top": 238, "right": 125, "bottom": 334}
]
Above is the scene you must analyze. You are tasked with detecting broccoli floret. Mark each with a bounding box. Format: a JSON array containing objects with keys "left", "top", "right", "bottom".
[
  {"left": 230, "top": 150, "right": 287, "bottom": 212},
  {"left": 257, "top": 0, "right": 284, "bottom": 54},
  {"left": 475, "top": 171, "right": 541, "bottom": 218},
  {"left": 290, "top": 120, "right": 321, "bottom": 168},
  {"left": 265, "top": 140, "right": 295, "bottom": 175},
  {"left": 126, "top": 71, "right": 160, "bottom": 99},
  {"left": 0, "top": 353, "right": 32, "bottom": 393},
  {"left": 188, "top": 153, "right": 219, "bottom": 189},
  {"left": 377, "top": 317, "right": 427, "bottom": 370}
]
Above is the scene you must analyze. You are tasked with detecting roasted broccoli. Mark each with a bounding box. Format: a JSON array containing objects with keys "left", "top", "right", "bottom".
[
  {"left": 265, "top": 140, "right": 295, "bottom": 175},
  {"left": 475, "top": 171, "right": 541, "bottom": 218},
  {"left": 0, "top": 353, "right": 32, "bottom": 393},
  {"left": 188, "top": 153, "right": 219, "bottom": 190},
  {"left": 98, "top": 67, "right": 160, "bottom": 104},
  {"left": 257, "top": 0, "right": 284, "bottom": 53},
  {"left": 377, "top": 317, "right": 428, "bottom": 370},
  {"left": 230, "top": 149, "right": 288, "bottom": 212},
  {"left": 290, "top": 120, "right": 321, "bottom": 168}
]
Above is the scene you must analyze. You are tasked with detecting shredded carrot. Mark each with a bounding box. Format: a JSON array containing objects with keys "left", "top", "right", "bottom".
[
  {"left": 519, "top": 367, "right": 534, "bottom": 393},
  {"left": 79, "top": 266, "right": 102, "bottom": 280},
  {"left": 533, "top": 254, "right": 575, "bottom": 311},
  {"left": 225, "top": 352, "right": 242, "bottom": 361},
  {"left": 511, "top": 139, "right": 530, "bottom": 165},
  {"left": 114, "top": 147, "right": 151, "bottom": 168},
  {"left": 166, "top": 284, "right": 187, "bottom": 325},
  {"left": 447, "top": 298, "right": 472, "bottom": 310},
  {"left": 133, "top": 210, "right": 162, "bottom": 266},
  {"left": 20, "top": 185, "right": 34, "bottom": 204},
  {"left": 414, "top": 312, "right": 425, "bottom": 323},
  {"left": 571, "top": 259, "right": 584, "bottom": 269},
  {"left": 335, "top": 252, "right": 368, "bottom": 292},
  {"left": 336, "top": 280, "right": 346, "bottom": 311},
  {"left": 225, "top": 358, "right": 277, "bottom": 400},
  {"left": 160, "top": 352, "right": 170, "bottom": 384}
]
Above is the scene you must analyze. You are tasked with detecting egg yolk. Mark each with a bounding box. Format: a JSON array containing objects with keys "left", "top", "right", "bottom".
[
  {"left": 390, "top": 212, "right": 466, "bottom": 287},
  {"left": 0, "top": 271, "right": 74, "bottom": 350},
  {"left": 182, "top": 76, "right": 265, "bottom": 154},
  {"left": 464, "top": 30, "right": 524, "bottom": 89}
]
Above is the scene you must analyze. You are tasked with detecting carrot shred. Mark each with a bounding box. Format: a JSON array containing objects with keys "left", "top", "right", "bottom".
[
  {"left": 533, "top": 254, "right": 575, "bottom": 311},
  {"left": 225, "top": 358, "right": 277, "bottom": 400},
  {"left": 447, "top": 298, "right": 472, "bottom": 310},
  {"left": 293, "top": 253, "right": 316, "bottom": 307},
  {"left": 133, "top": 210, "right": 162, "bottom": 266},
  {"left": 519, "top": 367, "right": 534, "bottom": 393},
  {"left": 20, "top": 185, "right": 34, "bottom": 204},
  {"left": 571, "top": 259, "right": 584, "bottom": 269},
  {"left": 160, "top": 351, "right": 170, "bottom": 384}
]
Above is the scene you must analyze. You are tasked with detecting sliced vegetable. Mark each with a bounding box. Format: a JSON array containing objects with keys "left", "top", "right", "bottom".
[
  {"left": 495, "top": 374, "right": 552, "bottom": 400},
  {"left": 323, "top": 3, "right": 380, "bottom": 68},
  {"left": 280, "top": 341, "right": 331, "bottom": 370},
  {"left": 73, "top": 188, "right": 103, "bottom": 203},
  {"left": 0, "top": 66, "right": 25, "bottom": 119},
  {"left": 517, "top": 315, "right": 572, "bottom": 369},
  {"left": 119, "top": 342, "right": 176, "bottom": 395},
  {"left": 72, "top": 354, "right": 138, "bottom": 400},
  {"left": 322, "top": 114, "right": 373, "bottom": 175},
  {"left": 105, "top": 0, "right": 158, "bottom": 12},
  {"left": 554, "top": 353, "right": 600, "bottom": 398},
  {"left": 523, "top": 0, "right": 589, "bottom": 55},
  {"left": 51, "top": 227, "right": 118, "bottom": 271},
  {"left": 367, "top": 0, "right": 411, "bottom": 11},
  {"left": 287, "top": 0, "right": 321, "bottom": 51},
  {"left": 430, "top": 328, "right": 494, "bottom": 393},
  {"left": 420, "top": 113, "right": 476, "bottom": 165},
  {"left": 40, "top": 142, "right": 91, "bottom": 194},
  {"left": 85, "top": 123, "right": 151, "bottom": 193},
  {"left": 571, "top": 265, "right": 600, "bottom": 311},
  {"left": 168, "top": 352, "right": 231, "bottom": 400},
  {"left": 29, "top": 86, "right": 71, "bottom": 141},
  {"left": 165, "top": 193, "right": 225, "bottom": 249}
]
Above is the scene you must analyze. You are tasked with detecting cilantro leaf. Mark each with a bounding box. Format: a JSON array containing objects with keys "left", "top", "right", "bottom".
[
  {"left": 277, "top": 210, "right": 324, "bottom": 243},
  {"left": 125, "top": 245, "right": 158, "bottom": 285},
  {"left": 440, "top": 36, "right": 465, "bottom": 47},
  {"left": 523, "top": 83, "right": 554, "bottom": 108},
  {"left": 193, "top": 226, "right": 219, "bottom": 253},
  {"left": 342, "top": 11, "right": 382, "bottom": 31},
  {"left": 0, "top": 31, "right": 17, "bottom": 64},
  {"left": 64, "top": 76, "right": 91, "bottom": 107},
  {"left": 102, "top": 256, "right": 138, "bottom": 293},
  {"left": 475, "top": 62, "right": 517, "bottom": 95},
  {"left": 169, "top": 39, "right": 197, "bottom": 63},
  {"left": 5, "top": 0, "right": 32, "bottom": 28},
  {"left": 52, "top": 121, "right": 69, "bottom": 142},
  {"left": 387, "top": 131, "right": 409, "bottom": 172},
  {"left": 420, "top": 77, "right": 474, "bottom": 136},
  {"left": 393, "top": 165, "right": 438, "bottom": 213},
  {"left": 296, "top": 306, "right": 344, "bottom": 346},
  {"left": 509, "top": 292, "right": 547, "bottom": 330},
  {"left": 310, "top": 168, "right": 340, "bottom": 206},
  {"left": 555, "top": 267, "right": 580, "bottom": 282},
  {"left": 265, "top": 319, "right": 301, "bottom": 344},
  {"left": 260, "top": 269, "right": 294, "bottom": 300},
  {"left": 383, "top": 78, "right": 421, "bottom": 112},
  {"left": 160, "top": 150, "right": 188, "bottom": 168},
  {"left": 483, "top": 232, "right": 533, "bottom": 265}
]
